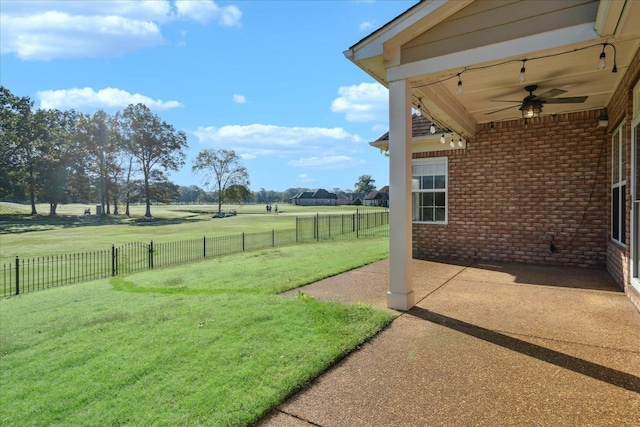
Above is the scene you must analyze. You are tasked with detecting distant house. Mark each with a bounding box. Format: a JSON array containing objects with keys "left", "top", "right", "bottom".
[
  {"left": 290, "top": 189, "right": 338, "bottom": 206},
  {"left": 364, "top": 186, "right": 389, "bottom": 207}
]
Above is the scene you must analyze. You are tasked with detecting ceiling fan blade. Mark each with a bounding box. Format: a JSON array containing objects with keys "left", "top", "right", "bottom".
[
  {"left": 489, "top": 99, "right": 522, "bottom": 103},
  {"left": 536, "top": 89, "right": 567, "bottom": 99},
  {"left": 484, "top": 105, "right": 519, "bottom": 115},
  {"left": 544, "top": 96, "right": 588, "bottom": 104}
]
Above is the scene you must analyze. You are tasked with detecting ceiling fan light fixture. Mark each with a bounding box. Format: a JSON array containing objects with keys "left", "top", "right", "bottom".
[{"left": 521, "top": 101, "right": 542, "bottom": 119}]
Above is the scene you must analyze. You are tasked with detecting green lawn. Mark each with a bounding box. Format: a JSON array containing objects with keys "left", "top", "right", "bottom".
[
  {"left": 1, "top": 239, "right": 394, "bottom": 426},
  {"left": 0, "top": 202, "right": 385, "bottom": 263}
]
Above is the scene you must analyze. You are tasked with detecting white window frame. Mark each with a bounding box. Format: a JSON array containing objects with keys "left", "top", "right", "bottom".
[
  {"left": 612, "top": 122, "right": 626, "bottom": 246},
  {"left": 412, "top": 157, "right": 448, "bottom": 224}
]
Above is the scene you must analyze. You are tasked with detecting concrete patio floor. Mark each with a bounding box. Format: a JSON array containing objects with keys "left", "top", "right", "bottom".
[{"left": 258, "top": 258, "right": 640, "bottom": 426}]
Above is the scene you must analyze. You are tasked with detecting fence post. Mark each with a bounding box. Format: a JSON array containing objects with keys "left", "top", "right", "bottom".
[
  {"left": 356, "top": 209, "right": 360, "bottom": 239},
  {"left": 314, "top": 214, "right": 318, "bottom": 241},
  {"left": 272, "top": 229, "right": 275, "bottom": 247},
  {"left": 203, "top": 236, "right": 206, "bottom": 258},
  {"left": 15, "top": 256, "right": 20, "bottom": 295},
  {"left": 148, "top": 240, "right": 154, "bottom": 269},
  {"left": 242, "top": 233, "right": 245, "bottom": 251},
  {"left": 111, "top": 245, "right": 116, "bottom": 276},
  {"left": 296, "top": 218, "right": 298, "bottom": 242}
]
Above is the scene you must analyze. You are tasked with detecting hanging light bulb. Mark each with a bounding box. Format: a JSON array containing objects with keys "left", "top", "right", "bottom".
[
  {"left": 450, "top": 135, "right": 455, "bottom": 148},
  {"left": 440, "top": 134, "right": 445, "bottom": 144},
  {"left": 458, "top": 138, "right": 463, "bottom": 147},
  {"left": 456, "top": 74, "right": 463, "bottom": 95},
  {"left": 415, "top": 99, "right": 422, "bottom": 116},
  {"left": 598, "top": 45, "right": 606, "bottom": 70},
  {"left": 430, "top": 124, "right": 436, "bottom": 134},
  {"left": 518, "top": 60, "right": 526, "bottom": 83}
]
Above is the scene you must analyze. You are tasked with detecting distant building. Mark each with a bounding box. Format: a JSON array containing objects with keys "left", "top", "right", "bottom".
[
  {"left": 290, "top": 189, "right": 338, "bottom": 206},
  {"left": 364, "top": 186, "right": 389, "bottom": 207}
]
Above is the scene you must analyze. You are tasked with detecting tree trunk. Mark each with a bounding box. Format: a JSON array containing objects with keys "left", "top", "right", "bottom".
[
  {"left": 144, "top": 168, "right": 151, "bottom": 218},
  {"left": 29, "top": 166, "right": 37, "bottom": 215}
]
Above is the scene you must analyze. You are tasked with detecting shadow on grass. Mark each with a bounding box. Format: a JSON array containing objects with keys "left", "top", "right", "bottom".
[{"left": 0, "top": 213, "right": 209, "bottom": 234}]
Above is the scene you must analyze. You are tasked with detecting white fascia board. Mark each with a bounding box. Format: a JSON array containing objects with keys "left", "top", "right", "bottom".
[
  {"left": 595, "top": 0, "right": 626, "bottom": 37},
  {"left": 346, "top": 0, "right": 451, "bottom": 63},
  {"left": 387, "top": 22, "right": 600, "bottom": 82}
]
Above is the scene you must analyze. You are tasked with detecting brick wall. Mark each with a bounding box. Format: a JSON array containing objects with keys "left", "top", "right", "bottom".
[{"left": 413, "top": 109, "right": 609, "bottom": 268}]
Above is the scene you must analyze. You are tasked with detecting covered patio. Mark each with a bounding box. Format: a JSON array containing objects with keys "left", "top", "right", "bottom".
[
  {"left": 343, "top": 0, "right": 640, "bottom": 312},
  {"left": 259, "top": 258, "right": 640, "bottom": 426}
]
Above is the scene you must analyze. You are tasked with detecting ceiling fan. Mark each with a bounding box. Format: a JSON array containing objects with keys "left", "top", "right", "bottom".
[{"left": 485, "top": 84, "right": 588, "bottom": 118}]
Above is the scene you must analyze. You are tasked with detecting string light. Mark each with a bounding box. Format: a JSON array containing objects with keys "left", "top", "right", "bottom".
[
  {"left": 458, "top": 137, "right": 464, "bottom": 147},
  {"left": 598, "top": 46, "right": 606, "bottom": 70},
  {"left": 440, "top": 134, "right": 445, "bottom": 144},
  {"left": 450, "top": 135, "right": 455, "bottom": 148},
  {"left": 413, "top": 41, "right": 619, "bottom": 93},
  {"left": 415, "top": 98, "right": 422, "bottom": 116},
  {"left": 430, "top": 124, "right": 436, "bottom": 134},
  {"left": 518, "top": 60, "right": 526, "bottom": 83}
]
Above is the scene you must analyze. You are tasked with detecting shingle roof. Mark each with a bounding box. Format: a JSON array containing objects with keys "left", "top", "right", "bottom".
[{"left": 373, "top": 114, "right": 445, "bottom": 143}]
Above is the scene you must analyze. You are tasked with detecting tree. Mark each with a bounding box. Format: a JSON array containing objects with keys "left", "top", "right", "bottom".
[
  {"left": 36, "top": 108, "right": 82, "bottom": 216},
  {"left": 78, "top": 110, "right": 123, "bottom": 214},
  {"left": 192, "top": 149, "right": 250, "bottom": 214},
  {"left": 354, "top": 174, "right": 376, "bottom": 194},
  {"left": 0, "top": 87, "right": 37, "bottom": 210},
  {"left": 226, "top": 184, "right": 253, "bottom": 204},
  {"left": 121, "top": 104, "right": 188, "bottom": 217}
]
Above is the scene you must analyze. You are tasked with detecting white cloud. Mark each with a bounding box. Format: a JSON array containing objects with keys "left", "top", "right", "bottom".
[
  {"left": 359, "top": 20, "right": 376, "bottom": 31},
  {"left": 193, "top": 123, "right": 364, "bottom": 164},
  {"left": 36, "top": 87, "right": 183, "bottom": 111},
  {"left": 331, "top": 82, "right": 388, "bottom": 123},
  {"left": 288, "top": 156, "right": 365, "bottom": 169},
  {"left": 239, "top": 153, "right": 256, "bottom": 160},
  {"left": 0, "top": 0, "right": 242, "bottom": 60},
  {"left": 296, "top": 173, "right": 316, "bottom": 184},
  {"left": 232, "top": 94, "right": 247, "bottom": 104},
  {"left": 371, "top": 123, "right": 388, "bottom": 133},
  {"left": 175, "top": 1, "right": 241, "bottom": 26}
]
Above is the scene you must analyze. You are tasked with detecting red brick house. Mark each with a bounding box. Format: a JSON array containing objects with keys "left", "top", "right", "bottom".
[{"left": 346, "top": 0, "right": 640, "bottom": 311}]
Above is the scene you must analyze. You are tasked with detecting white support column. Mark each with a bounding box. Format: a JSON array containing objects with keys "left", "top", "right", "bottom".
[{"left": 387, "top": 78, "right": 415, "bottom": 311}]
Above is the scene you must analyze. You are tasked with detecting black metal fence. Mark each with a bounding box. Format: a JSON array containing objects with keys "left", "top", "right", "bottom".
[{"left": 1, "top": 209, "right": 388, "bottom": 297}]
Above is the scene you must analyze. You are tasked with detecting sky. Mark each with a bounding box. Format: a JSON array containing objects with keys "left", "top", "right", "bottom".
[{"left": 0, "top": 0, "right": 418, "bottom": 192}]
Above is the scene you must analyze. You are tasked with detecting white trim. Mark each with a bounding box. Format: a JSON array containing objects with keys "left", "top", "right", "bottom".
[
  {"left": 387, "top": 23, "right": 600, "bottom": 82},
  {"left": 345, "top": 0, "right": 472, "bottom": 62},
  {"left": 595, "top": 0, "right": 627, "bottom": 37},
  {"left": 411, "top": 157, "right": 448, "bottom": 225},
  {"left": 631, "top": 81, "right": 640, "bottom": 292},
  {"left": 612, "top": 122, "right": 627, "bottom": 246}
]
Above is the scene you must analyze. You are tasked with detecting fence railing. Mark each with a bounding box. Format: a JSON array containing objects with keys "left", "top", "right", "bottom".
[{"left": 1, "top": 209, "right": 388, "bottom": 297}]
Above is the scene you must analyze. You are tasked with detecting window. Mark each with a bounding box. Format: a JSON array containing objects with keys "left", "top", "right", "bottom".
[
  {"left": 412, "top": 157, "right": 447, "bottom": 223},
  {"left": 612, "top": 123, "right": 626, "bottom": 245}
]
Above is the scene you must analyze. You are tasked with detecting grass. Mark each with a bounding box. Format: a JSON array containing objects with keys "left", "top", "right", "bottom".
[
  {"left": 1, "top": 238, "right": 394, "bottom": 426},
  {"left": 0, "top": 202, "right": 385, "bottom": 263}
]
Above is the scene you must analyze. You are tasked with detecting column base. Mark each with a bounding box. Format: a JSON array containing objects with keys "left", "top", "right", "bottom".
[{"left": 387, "top": 290, "right": 416, "bottom": 311}]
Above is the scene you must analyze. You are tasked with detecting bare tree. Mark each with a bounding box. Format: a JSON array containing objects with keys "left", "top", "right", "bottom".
[{"left": 192, "top": 149, "right": 250, "bottom": 214}]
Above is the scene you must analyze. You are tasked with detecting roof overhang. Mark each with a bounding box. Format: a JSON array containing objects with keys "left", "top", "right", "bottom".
[{"left": 347, "top": 0, "right": 640, "bottom": 140}]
